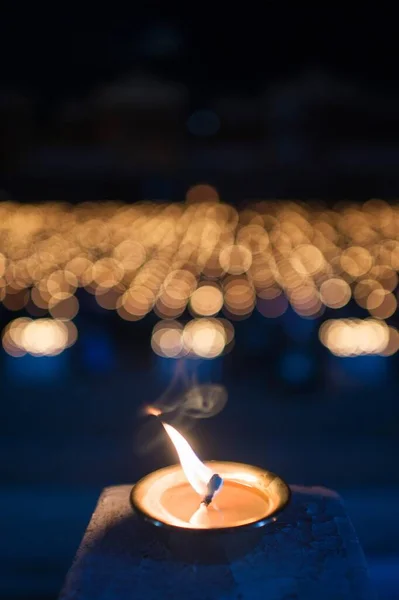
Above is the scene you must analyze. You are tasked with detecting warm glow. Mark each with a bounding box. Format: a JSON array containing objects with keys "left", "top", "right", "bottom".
[
  {"left": 146, "top": 406, "right": 162, "bottom": 417},
  {"left": 189, "top": 284, "right": 223, "bottom": 316},
  {"left": 21, "top": 319, "right": 68, "bottom": 356},
  {"left": 319, "top": 278, "right": 351, "bottom": 309},
  {"left": 289, "top": 285, "right": 323, "bottom": 318},
  {"left": 340, "top": 247, "right": 373, "bottom": 277},
  {"left": 183, "top": 318, "right": 226, "bottom": 358},
  {"left": 162, "top": 423, "right": 213, "bottom": 496},
  {"left": 0, "top": 197, "right": 398, "bottom": 357},
  {"left": 319, "top": 318, "right": 390, "bottom": 356},
  {"left": 117, "top": 286, "right": 154, "bottom": 321},
  {"left": 353, "top": 279, "right": 382, "bottom": 308},
  {"left": 2, "top": 317, "right": 76, "bottom": 357},
  {"left": 380, "top": 326, "right": 399, "bottom": 356},
  {"left": 367, "top": 289, "right": 397, "bottom": 319},
  {"left": 49, "top": 294, "right": 79, "bottom": 321},
  {"left": 151, "top": 320, "right": 185, "bottom": 358},
  {"left": 219, "top": 244, "right": 252, "bottom": 275},
  {"left": 290, "top": 244, "right": 325, "bottom": 276},
  {"left": 223, "top": 276, "right": 255, "bottom": 317}
]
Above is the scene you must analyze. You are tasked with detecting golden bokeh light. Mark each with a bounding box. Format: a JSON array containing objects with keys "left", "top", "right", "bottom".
[
  {"left": 2, "top": 317, "right": 77, "bottom": 357},
  {"left": 64, "top": 320, "right": 78, "bottom": 348},
  {"left": 380, "top": 326, "right": 399, "bottom": 356},
  {"left": 190, "top": 284, "right": 223, "bottom": 316},
  {"left": 223, "top": 276, "right": 255, "bottom": 318},
  {"left": 353, "top": 279, "right": 382, "bottom": 309},
  {"left": 95, "top": 287, "right": 122, "bottom": 311},
  {"left": 151, "top": 320, "right": 185, "bottom": 358},
  {"left": 183, "top": 318, "right": 226, "bottom": 358},
  {"left": 2, "top": 288, "right": 29, "bottom": 311},
  {"left": 0, "top": 253, "right": 6, "bottom": 278},
  {"left": 219, "top": 244, "right": 252, "bottom": 275},
  {"left": 163, "top": 269, "right": 197, "bottom": 301},
  {"left": 217, "top": 318, "right": 235, "bottom": 346},
  {"left": 154, "top": 293, "right": 187, "bottom": 319},
  {"left": 22, "top": 319, "right": 68, "bottom": 356},
  {"left": 236, "top": 225, "right": 269, "bottom": 255},
  {"left": 0, "top": 197, "right": 398, "bottom": 357},
  {"left": 113, "top": 240, "right": 146, "bottom": 271},
  {"left": 340, "top": 246, "right": 373, "bottom": 278},
  {"left": 319, "top": 278, "right": 351, "bottom": 309},
  {"left": 290, "top": 244, "right": 325, "bottom": 276},
  {"left": 367, "top": 289, "right": 397, "bottom": 319},
  {"left": 319, "top": 318, "right": 389, "bottom": 356},
  {"left": 49, "top": 294, "right": 79, "bottom": 321},
  {"left": 65, "top": 257, "right": 93, "bottom": 286},
  {"left": 46, "top": 269, "right": 78, "bottom": 298},
  {"left": 117, "top": 286, "right": 154, "bottom": 321},
  {"left": 370, "top": 266, "right": 398, "bottom": 292},
  {"left": 289, "top": 285, "right": 323, "bottom": 318},
  {"left": 92, "top": 258, "right": 125, "bottom": 289},
  {"left": 367, "top": 288, "right": 390, "bottom": 310}
]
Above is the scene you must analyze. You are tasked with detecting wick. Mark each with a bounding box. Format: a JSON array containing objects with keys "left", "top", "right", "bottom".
[
  {"left": 201, "top": 473, "right": 223, "bottom": 507},
  {"left": 146, "top": 406, "right": 162, "bottom": 417}
]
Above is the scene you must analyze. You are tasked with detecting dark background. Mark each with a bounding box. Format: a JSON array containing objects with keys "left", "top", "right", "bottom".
[
  {"left": 3, "top": 9, "right": 399, "bottom": 201},
  {"left": 1, "top": 9, "right": 399, "bottom": 599}
]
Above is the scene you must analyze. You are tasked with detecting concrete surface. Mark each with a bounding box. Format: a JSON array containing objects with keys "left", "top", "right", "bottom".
[{"left": 59, "top": 484, "right": 375, "bottom": 600}]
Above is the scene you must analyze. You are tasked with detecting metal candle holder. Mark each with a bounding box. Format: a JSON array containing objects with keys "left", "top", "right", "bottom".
[{"left": 131, "top": 461, "right": 291, "bottom": 562}]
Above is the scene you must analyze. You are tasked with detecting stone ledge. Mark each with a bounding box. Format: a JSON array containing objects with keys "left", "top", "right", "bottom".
[{"left": 59, "top": 484, "right": 375, "bottom": 600}]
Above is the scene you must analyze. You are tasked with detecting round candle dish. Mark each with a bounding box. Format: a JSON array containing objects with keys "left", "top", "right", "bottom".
[{"left": 130, "top": 461, "right": 291, "bottom": 562}]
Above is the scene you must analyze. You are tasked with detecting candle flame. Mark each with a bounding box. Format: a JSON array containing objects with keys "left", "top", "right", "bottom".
[{"left": 162, "top": 423, "right": 213, "bottom": 496}]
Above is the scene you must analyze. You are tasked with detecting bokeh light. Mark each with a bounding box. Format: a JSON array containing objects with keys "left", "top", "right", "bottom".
[
  {"left": 151, "top": 321, "right": 185, "bottom": 358},
  {"left": 183, "top": 318, "right": 227, "bottom": 358},
  {"left": 0, "top": 197, "right": 398, "bottom": 358},
  {"left": 189, "top": 283, "right": 223, "bottom": 316},
  {"left": 366, "top": 289, "right": 397, "bottom": 319},
  {"left": 2, "top": 317, "right": 77, "bottom": 357},
  {"left": 219, "top": 244, "right": 252, "bottom": 275},
  {"left": 319, "top": 318, "right": 392, "bottom": 357},
  {"left": 320, "top": 278, "right": 351, "bottom": 309}
]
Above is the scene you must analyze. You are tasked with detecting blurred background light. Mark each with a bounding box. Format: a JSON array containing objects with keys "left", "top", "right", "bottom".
[
  {"left": 219, "top": 244, "right": 252, "bottom": 275},
  {"left": 183, "top": 318, "right": 226, "bottom": 358},
  {"left": 319, "top": 318, "right": 391, "bottom": 357},
  {"left": 2, "top": 317, "right": 75, "bottom": 357},
  {"left": 0, "top": 199, "right": 397, "bottom": 360},
  {"left": 189, "top": 283, "right": 223, "bottom": 316},
  {"left": 151, "top": 320, "right": 185, "bottom": 358}
]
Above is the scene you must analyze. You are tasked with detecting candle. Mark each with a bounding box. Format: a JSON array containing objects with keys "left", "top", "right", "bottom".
[
  {"left": 131, "top": 418, "right": 290, "bottom": 531},
  {"left": 160, "top": 479, "right": 270, "bottom": 528}
]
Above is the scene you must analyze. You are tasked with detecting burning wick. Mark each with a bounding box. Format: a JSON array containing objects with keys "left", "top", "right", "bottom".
[
  {"left": 146, "top": 405, "right": 224, "bottom": 508},
  {"left": 201, "top": 473, "right": 223, "bottom": 507},
  {"left": 146, "top": 406, "right": 162, "bottom": 417}
]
